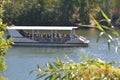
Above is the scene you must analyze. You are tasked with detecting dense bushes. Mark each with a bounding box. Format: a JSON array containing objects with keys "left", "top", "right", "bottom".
[
  {"left": 32, "top": 56, "right": 120, "bottom": 80},
  {"left": 0, "top": 0, "right": 11, "bottom": 79}
]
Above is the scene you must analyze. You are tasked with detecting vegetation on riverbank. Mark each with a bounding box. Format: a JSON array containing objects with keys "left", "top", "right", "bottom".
[{"left": 3, "top": 0, "right": 119, "bottom": 27}]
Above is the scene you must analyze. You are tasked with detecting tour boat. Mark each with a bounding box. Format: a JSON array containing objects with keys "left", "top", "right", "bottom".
[{"left": 7, "top": 26, "right": 89, "bottom": 47}]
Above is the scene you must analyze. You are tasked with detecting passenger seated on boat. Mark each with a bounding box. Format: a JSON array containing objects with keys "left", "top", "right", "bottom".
[
  {"left": 52, "top": 33, "right": 61, "bottom": 42},
  {"left": 47, "top": 34, "right": 52, "bottom": 42},
  {"left": 56, "top": 33, "right": 62, "bottom": 42},
  {"left": 53, "top": 33, "right": 58, "bottom": 42},
  {"left": 37, "top": 34, "right": 43, "bottom": 41},
  {"left": 26, "top": 32, "right": 32, "bottom": 39},
  {"left": 66, "top": 34, "right": 70, "bottom": 39},
  {"left": 70, "top": 35, "right": 74, "bottom": 39},
  {"left": 34, "top": 33, "right": 39, "bottom": 41},
  {"left": 42, "top": 33, "right": 48, "bottom": 42},
  {"left": 61, "top": 34, "right": 70, "bottom": 42},
  {"left": 19, "top": 31, "right": 71, "bottom": 43},
  {"left": 46, "top": 33, "right": 51, "bottom": 41}
]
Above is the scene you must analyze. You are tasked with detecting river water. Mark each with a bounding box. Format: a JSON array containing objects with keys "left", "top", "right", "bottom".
[{"left": 5, "top": 29, "right": 120, "bottom": 80}]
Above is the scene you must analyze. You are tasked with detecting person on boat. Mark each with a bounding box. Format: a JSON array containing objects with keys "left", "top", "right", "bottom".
[
  {"left": 27, "top": 32, "right": 32, "bottom": 39},
  {"left": 37, "top": 33, "right": 41, "bottom": 41},
  {"left": 34, "top": 33, "right": 39, "bottom": 41}
]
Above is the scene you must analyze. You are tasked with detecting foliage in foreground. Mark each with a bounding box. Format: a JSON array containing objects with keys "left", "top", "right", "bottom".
[
  {"left": 31, "top": 56, "right": 120, "bottom": 80},
  {"left": 84, "top": 8, "right": 120, "bottom": 53},
  {"left": 0, "top": 0, "right": 11, "bottom": 79},
  {"left": 0, "top": 76, "right": 7, "bottom": 80}
]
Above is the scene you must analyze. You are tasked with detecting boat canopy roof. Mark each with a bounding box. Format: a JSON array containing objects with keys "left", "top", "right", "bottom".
[{"left": 7, "top": 26, "right": 78, "bottom": 30}]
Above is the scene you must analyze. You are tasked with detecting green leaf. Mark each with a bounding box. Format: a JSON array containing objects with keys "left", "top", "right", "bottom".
[
  {"left": 37, "top": 64, "right": 40, "bottom": 69},
  {"left": 47, "top": 62, "right": 56, "bottom": 71},
  {"left": 85, "top": 55, "right": 89, "bottom": 62},
  {"left": 0, "top": 76, "right": 7, "bottom": 80},
  {"left": 96, "top": 36, "right": 100, "bottom": 43},
  {"left": 100, "top": 11, "right": 110, "bottom": 24},
  {"left": 0, "top": 56, "right": 6, "bottom": 71},
  {"left": 108, "top": 39, "right": 111, "bottom": 52},
  {"left": 108, "top": 61, "right": 115, "bottom": 65},
  {"left": 44, "top": 74, "right": 53, "bottom": 80},
  {"left": 29, "top": 70, "right": 35, "bottom": 74},
  {"left": 54, "top": 56, "right": 63, "bottom": 64},
  {"left": 90, "top": 14, "right": 104, "bottom": 31},
  {"left": 99, "top": 19, "right": 108, "bottom": 24},
  {"left": 36, "top": 73, "right": 46, "bottom": 79},
  {"left": 102, "top": 26, "right": 119, "bottom": 36},
  {"left": 96, "top": 32, "right": 105, "bottom": 43},
  {"left": 50, "top": 74, "right": 60, "bottom": 80},
  {"left": 53, "top": 62, "right": 61, "bottom": 69},
  {"left": 108, "top": 34, "right": 113, "bottom": 41}
]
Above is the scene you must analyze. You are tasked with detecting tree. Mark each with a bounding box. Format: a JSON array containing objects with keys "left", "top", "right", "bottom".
[
  {"left": 3, "top": 0, "right": 118, "bottom": 27},
  {"left": 0, "top": 0, "right": 11, "bottom": 79}
]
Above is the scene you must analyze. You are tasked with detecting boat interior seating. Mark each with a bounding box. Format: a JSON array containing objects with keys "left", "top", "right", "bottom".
[{"left": 19, "top": 30, "right": 77, "bottom": 43}]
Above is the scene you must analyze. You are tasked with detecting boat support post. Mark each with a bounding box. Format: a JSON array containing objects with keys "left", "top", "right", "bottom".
[
  {"left": 32, "top": 30, "right": 34, "bottom": 40},
  {"left": 51, "top": 30, "right": 54, "bottom": 42}
]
